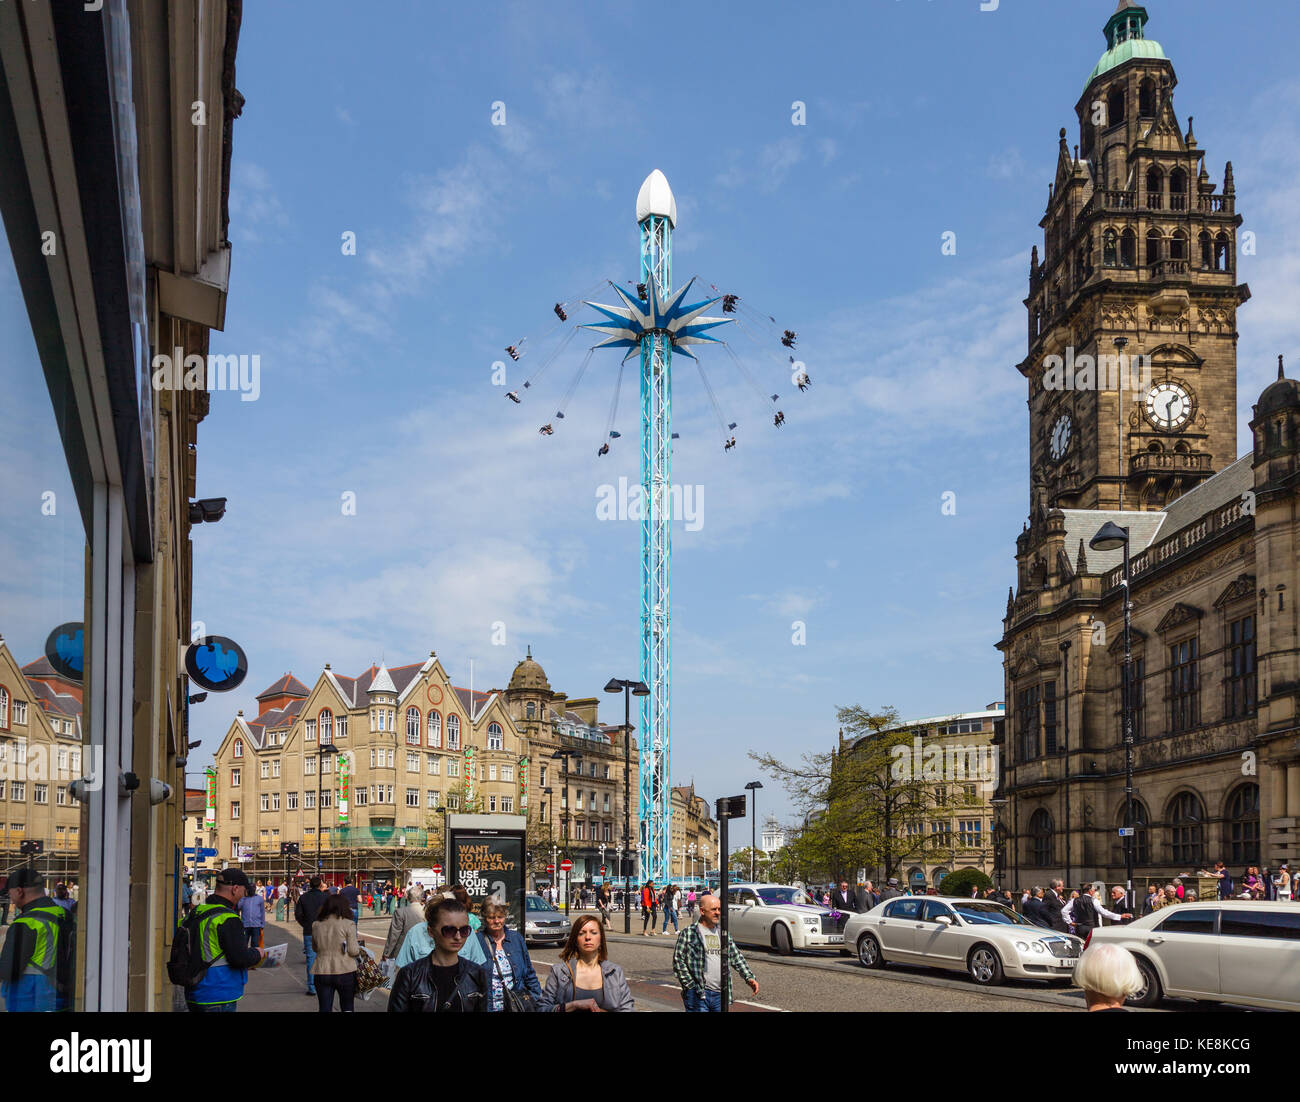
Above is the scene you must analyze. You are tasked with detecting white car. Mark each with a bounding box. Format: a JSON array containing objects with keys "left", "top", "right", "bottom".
[
  {"left": 724, "top": 884, "right": 850, "bottom": 955},
  {"left": 843, "top": 895, "right": 1083, "bottom": 986},
  {"left": 1084, "top": 899, "right": 1300, "bottom": 1011}
]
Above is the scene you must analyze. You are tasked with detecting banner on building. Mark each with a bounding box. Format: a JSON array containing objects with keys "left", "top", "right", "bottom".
[
  {"left": 337, "top": 754, "right": 350, "bottom": 824},
  {"left": 204, "top": 767, "right": 216, "bottom": 829}
]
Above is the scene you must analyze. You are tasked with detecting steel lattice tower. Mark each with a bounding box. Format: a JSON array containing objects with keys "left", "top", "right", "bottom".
[{"left": 581, "top": 170, "right": 730, "bottom": 884}]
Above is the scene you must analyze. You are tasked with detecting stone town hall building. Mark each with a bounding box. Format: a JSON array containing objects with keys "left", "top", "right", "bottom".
[{"left": 998, "top": 3, "right": 1300, "bottom": 890}]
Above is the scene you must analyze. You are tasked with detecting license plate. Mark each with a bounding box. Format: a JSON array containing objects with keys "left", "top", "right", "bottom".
[
  {"left": 1056, "top": 958, "right": 1077, "bottom": 967},
  {"left": 826, "top": 934, "right": 843, "bottom": 943}
]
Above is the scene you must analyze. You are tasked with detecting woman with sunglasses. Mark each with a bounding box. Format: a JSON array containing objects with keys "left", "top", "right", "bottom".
[
  {"left": 539, "top": 915, "right": 634, "bottom": 1012},
  {"left": 388, "top": 896, "right": 492, "bottom": 1012}
]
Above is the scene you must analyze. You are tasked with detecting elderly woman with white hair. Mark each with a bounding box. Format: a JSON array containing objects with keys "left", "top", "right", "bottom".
[{"left": 1073, "top": 942, "right": 1144, "bottom": 1011}]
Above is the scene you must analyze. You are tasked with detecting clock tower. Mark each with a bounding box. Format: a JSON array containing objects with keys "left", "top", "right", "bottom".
[{"left": 1021, "top": 1, "right": 1249, "bottom": 514}]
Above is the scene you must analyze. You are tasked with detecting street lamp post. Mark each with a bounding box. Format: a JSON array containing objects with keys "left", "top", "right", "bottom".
[
  {"left": 550, "top": 748, "right": 579, "bottom": 916},
  {"left": 1060, "top": 639, "right": 1072, "bottom": 890},
  {"left": 744, "top": 780, "right": 763, "bottom": 882},
  {"left": 604, "top": 677, "right": 650, "bottom": 934},
  {"left": 317, "top": 744, "right": 339, "bottom": 879},
  {"left": 1091, "top": 520, "right": 1136, "bottom": 913}
]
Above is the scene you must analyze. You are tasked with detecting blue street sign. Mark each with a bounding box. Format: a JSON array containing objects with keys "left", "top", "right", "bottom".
[
  {"left": 183, "top": 848, "right": 196, "bottom": 854},
  {"left": 197, "top": 847, "right": 218, "bottom": 856}
]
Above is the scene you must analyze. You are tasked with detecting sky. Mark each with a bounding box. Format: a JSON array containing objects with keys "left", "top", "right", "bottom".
[{"left": 4, "top": 0, "right": 1300, "bottom": 842}]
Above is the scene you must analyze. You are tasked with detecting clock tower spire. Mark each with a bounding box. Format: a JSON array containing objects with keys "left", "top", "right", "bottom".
[{"left": 1019, "top": 2, "right": 1249, "bottom": 515}]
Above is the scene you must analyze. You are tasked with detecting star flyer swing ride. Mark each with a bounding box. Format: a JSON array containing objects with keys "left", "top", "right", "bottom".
[{"left": 504, "top": 170, "right": 810, "bottom": 883}]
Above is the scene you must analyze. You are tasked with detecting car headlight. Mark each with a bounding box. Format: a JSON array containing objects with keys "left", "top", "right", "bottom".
[
  {"left": 525, "top": 923, "right": 538, "bottom": 933},
  {"left": 1031, "top": 941, "right": 1047, "bottom": 954},
  {"left": 1014, "top": 940, "right": 1030, "bottom": 952}
]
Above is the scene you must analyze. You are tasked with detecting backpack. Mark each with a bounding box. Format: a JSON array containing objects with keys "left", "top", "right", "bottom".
[{"left": 167, "top": 910, "right": 208, "bottom": 987}]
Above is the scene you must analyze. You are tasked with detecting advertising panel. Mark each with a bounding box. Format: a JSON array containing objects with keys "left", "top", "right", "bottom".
[{"left": 447, "top": 814, "right": 527, "bottom": 932}]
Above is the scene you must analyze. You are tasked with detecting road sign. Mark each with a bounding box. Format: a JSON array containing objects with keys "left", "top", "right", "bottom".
[
  {"left": 198, "top": 847, "right": 218, "bottom": 857},
  {"left": 432, "top": 863, "right": 443, "bottom": 876},
  {"left": 1117, "top": 827, "right": 1136, "bottom": 837},
  {"left": 599, "top": 865, "right": 608, "bottom": 874},
  {"left": 546, "top": 864, "right": 555, "bottom": 873},
  {"left": 560, "top": 859, "right": 573, "bottom": 872}
]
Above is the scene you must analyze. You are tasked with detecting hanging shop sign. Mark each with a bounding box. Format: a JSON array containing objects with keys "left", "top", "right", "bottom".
[
  {"left": 185, "top": 635, "right": 248, "bottom": 692},
  {"left": 44, "top": 622, "right": 85, "bottom": 682}
]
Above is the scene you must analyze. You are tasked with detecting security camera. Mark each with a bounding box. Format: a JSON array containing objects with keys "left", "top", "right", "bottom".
[
  {"left": 119, "top": 771, "right": 141, "bottom": 797},
  {"left": 68, "top": 778, "right": 91, "bottom": 802},
  {"left": 176, "top": 755, "right": 188, "bottom": 768},
  {"left": 149, "top": 779, "right": 173, "bottom": 805}
]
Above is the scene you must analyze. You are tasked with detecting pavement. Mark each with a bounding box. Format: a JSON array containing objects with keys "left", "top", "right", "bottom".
[{"left": 240, "top": 916, "right": 692, "bottom": 1012}]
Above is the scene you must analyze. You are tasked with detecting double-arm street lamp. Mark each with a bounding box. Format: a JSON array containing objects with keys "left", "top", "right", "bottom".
[
  {"left": 1090, "top": 520, "right": 1135, "bottom": 913},
  {"left": 550, "top": 747, "right": 580, "bottom": 916},
  {"left": 604, "top": 677, "right": 649, "bottom": 934},
  {"left": 317, "top": 743, "right": 340, "bottom": 877}
]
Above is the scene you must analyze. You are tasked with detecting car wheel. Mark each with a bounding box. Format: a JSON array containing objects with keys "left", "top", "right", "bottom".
[
  {"left": 773, "top": 924, "right": 794, "bottom": 956},
  {"left": 1128, "top": 956, "right": 1163, "bottom": 1008},
  {"left": 857, "top": 933, "right": 884, "bottom": 969},
  {"left": 967, "top": 944, "right": 1004, "bottom": 986}
]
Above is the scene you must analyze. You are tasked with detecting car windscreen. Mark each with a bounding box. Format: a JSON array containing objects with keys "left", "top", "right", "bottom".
[
  {"left": 526, "top": 896, "right": 557, "bottom": 912},
  {"left": 757, "top": 887, "right": 812, "bottom": 905},
  {"left": 951, "top": 901, "right": 1034, "bottom": 926}
]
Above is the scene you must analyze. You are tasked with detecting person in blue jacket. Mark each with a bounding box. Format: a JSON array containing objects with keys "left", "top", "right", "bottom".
[
  {"left": 183, "top": 868, "right": 267, "bottom": 1012},
  {"left": 475, "top": 898, "right": 541, "bottom": 1010}
]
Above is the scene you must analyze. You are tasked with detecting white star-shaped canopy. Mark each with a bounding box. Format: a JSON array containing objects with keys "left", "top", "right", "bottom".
[{"left": 579, "top": 277, "right": 731, "bottom": 360}]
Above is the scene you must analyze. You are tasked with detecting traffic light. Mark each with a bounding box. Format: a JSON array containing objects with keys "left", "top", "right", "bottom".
[
  {"left": 279, "top": 842, "right": 300, "bottom": 856},
  {"left": 20, "top": 840, "right": 44, "bottom": 856}
]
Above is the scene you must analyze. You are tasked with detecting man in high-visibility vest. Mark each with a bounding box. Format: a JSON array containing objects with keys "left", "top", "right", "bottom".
[
  {"left": 185, "top": 868, "right": 267, "bottom": 1012},
  {"left": 0, "top": 867, "right": 70, "bottom": 1012}
]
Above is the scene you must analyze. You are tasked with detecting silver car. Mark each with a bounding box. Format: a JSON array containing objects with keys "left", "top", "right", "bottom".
[
  {"left": 522, "top": 893, "right": 570, "bottom": 947},
  {"left": 1085, "top": 899, "right": 1300, "bottom": 1010},
  {"left": 843, "top": 896, "right": 1082, "bottom": 986}
]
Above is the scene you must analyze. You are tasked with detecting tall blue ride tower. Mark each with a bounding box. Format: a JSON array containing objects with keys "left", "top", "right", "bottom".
[{"left": 581, "top": 170, "right": 731, "bottom": 883}]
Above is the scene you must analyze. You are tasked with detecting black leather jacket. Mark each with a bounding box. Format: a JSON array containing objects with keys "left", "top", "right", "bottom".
[{"left": 387, "top": 954, "right": 491, "bottom": 1013}]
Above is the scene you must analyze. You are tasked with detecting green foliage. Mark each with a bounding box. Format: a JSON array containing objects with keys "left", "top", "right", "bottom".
[
  {"left": 937, "top": 868, "right": 993, "bottom": 898},
  {"left": 751, "top": 704, "right": 954, "bottom": 882}
]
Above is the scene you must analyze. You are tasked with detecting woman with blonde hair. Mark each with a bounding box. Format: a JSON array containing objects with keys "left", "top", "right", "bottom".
[{"left": 1073, "top": 943, "right": 1143, "bottom": 1011}]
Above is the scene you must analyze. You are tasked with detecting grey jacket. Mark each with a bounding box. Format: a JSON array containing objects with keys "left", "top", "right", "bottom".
[
  {"left": 539, "top": 959, "right": 634, "bottom": 1012},
  {"left": 383, "top": 902, "right": 426, "bottom": 960}
]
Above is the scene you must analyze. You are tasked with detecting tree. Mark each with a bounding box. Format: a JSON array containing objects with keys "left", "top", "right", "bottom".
[
  {"left": 751, "top": 704, "right": 952, "bottom": 883},
  {"left": 938, "top": 868, "right": 993, "bottom": 898},
  {"left": 727, "top": 847, "right": 771, "bottom": 883}
]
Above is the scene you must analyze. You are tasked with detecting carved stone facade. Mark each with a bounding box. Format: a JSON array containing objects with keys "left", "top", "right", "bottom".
[{"left": 998, "top": 5, "right": 1300, "bottom": 891}]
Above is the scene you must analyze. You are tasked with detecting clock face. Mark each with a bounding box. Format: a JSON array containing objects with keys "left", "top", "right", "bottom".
[
  {"left": 1049, "top": 413, "right": 1072, "bottom": 462},
  {"left": 1145, "top": 382, "right": 1192, "bottom": 431}
]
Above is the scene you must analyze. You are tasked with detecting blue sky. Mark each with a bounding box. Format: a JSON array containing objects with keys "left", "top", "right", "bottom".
[{"left": 4, "top": 0, "right": 1299, "bottom": 839}]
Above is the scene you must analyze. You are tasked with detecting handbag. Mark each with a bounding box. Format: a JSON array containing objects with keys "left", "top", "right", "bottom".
[
  {"left": 355, "top": 945, "right": 386, "bottom": 994},
  {"left": 488, "top": 937, "right": 537, "bottom": 1012}
]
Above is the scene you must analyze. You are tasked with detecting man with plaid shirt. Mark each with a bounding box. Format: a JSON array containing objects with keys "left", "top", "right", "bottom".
[{"left": 672, "top": 893, "right": 759, "bottom": 1011}]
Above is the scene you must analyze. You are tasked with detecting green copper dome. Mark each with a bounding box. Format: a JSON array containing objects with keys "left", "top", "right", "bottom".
[{"left": 1084, "top": 2, "right": 1166, "bottom": 91}]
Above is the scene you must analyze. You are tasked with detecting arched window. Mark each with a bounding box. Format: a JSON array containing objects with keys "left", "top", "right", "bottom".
[
  {"left": 1169, "top": 167, "right": 1187, "bottom": 210},
  {"left": 406, "top": 706, "right": 421, "bottom": 745},
  {"left": 427, "top": 711, "right": 441, "bottom": 748},
  {"left": 487, "top": 722, "right": 503, "bottom": 751},
  {"left": 1103, "top": 228, "right": 1118, "bottom": 266},
  {"left": 1147, "top": 441, "right": 1163, "bottom": 453},
  {"left": 1170, "top": 230, "right": 1187, "bottom": 261},
  {"left": 1028, "top": 809, "right": 1054, "bottom": 866},
  {"left": 1214, "top": 232, "right": 1231, "bottom": 272},
  {"left": 447, "top": 714, "right": 461, "bottom": 750},
  {"left": 525, "top": 701, "right": 535, "bottom": 720},
  {"left": 233, "top": 738, "right": 243, "bottom": 758},
  {"left": 319, "top": 709, "right": 332, "bottom": 745},
  {"left": 1119, "top": 228, "right": 1137, "bottom": 267},
  {"left": 0, "top": 685, "right": 8, "bottom": 730},
  {"left": 1138, "top": 78, "right": 1156, "bottom": 117},
  {"left": 1168, "top": 791, "right": 1206, "bottom": 866},
  {"left": 1146, "top": 228, "right": 1163, "bottom": 267},
  {"left": 1199, "top": 231, "right": 1212, "bottom": 268},
  {"left": 1107, "top": 86, "right": 1125, "bottom": 127},
  {"left": 1145, "top": 166, "right": 1163, "bottom": 209},
  {"left": 1225, "top": 784, "right": 1259, "bottom": 865}
]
